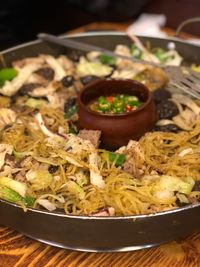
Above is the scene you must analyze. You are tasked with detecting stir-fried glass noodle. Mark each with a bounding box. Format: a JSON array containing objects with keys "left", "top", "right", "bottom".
[{"left": 0, "top": 40, "right": 200, "bottom": 216}]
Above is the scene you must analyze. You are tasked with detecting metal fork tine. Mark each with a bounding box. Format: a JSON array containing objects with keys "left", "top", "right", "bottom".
[
  {"left": 169, "top": 82, "right": 200, "bottom": 100},
  {"left": 180, "top": 78, "right": 200, "bottom": 92}
]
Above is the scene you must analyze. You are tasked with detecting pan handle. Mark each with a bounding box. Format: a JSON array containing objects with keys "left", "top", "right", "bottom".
[{"left": 175, "top": 17, "right": 200, "bottom": 37}]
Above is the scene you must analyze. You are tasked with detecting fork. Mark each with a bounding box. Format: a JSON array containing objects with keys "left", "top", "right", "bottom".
[{"left": 37, "top": 33, "right": 200, "bottom": 100}]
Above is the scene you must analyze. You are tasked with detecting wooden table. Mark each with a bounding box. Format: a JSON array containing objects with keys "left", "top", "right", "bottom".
[
  {"left": 1, "top": 226, "right": 200, "bottom": 267},
  {"left": 1, "top": 22, "right": 200, "bottom": 267}
]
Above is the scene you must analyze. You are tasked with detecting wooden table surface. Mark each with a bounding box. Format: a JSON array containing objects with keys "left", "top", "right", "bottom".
[
  {"left": 1, "top": 22, "right": 200, "bottom": 267},
  {"left": 1, "top": 225, "right": 200, "bottom": 267}
]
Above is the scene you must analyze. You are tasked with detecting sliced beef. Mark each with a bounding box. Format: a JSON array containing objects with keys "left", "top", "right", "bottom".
[
  {"left": 123, "top": 161, "right": 144, "bottom": 178},
  {"left": 78, "top": 129, "right": 101, "bottom": 148}
]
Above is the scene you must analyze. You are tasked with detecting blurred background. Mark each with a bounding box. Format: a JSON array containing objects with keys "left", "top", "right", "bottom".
[{"left": 0, "top": 0, "right": 199, "bottom": 50}]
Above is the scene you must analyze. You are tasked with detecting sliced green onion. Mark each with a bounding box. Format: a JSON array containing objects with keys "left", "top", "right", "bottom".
[
  {"left": 130, "top": 44, "right": 142, "bottom": 59},
  {"left": 99, "top": 54, "right": 116, "bottom": 65},
  {"left": 108, "top": 152, "right": 125, "bottom": 166}
]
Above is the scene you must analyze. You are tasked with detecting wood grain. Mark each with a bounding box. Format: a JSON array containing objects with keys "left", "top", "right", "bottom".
[{"left": 1, "top": 225, "right": 200, "bottom": 267}]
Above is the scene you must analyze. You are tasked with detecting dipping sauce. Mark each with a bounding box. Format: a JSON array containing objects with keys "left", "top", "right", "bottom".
[{"left": 89, "top": 94, "right": 141, "bottom": 114}]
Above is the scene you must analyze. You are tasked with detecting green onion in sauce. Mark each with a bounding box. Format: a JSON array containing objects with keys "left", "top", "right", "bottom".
[{"left": 90, "top": 94, "right": 141, "bottom": 114}]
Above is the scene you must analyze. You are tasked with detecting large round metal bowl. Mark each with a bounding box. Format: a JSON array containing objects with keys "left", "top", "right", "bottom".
[{"left": 0, "top": 32, "right": 200, "bottom": 252}]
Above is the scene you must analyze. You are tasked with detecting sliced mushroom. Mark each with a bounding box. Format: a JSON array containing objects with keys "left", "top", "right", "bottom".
[
  {"left": 0, "top": 108, "right": 16, "bottom": 130},
  {"left": 0, "top": 63, "right": 42, "bottom": 96},
  {"left": 40, "top": 55, "right": 66, "bottom": 80},
  {"left": 0, "top": 144, "right": 13, "bottom": 169},
  {"left": 28, "top": 81, "right": 59, "bottom": 98},
  {"left": 172, "top": 94, "right": 200, "bottom": 115},
  {"left": 12, "top": 57, "right": 45, "bottom": 69},
  {"left": 173, "top": 108, "right": 197, "bottom": 131},
  {"left": 35, "top": 113, "right": 59, "bottom": 138}
]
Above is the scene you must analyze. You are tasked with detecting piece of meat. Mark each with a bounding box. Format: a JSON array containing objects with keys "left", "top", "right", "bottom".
[
  {"left": 78, "top": 129, "right": 101, "bottom": 148},
  {"left": 5, "top": 153, "right": 20, "bottom": 169},
  {"left": 91, "top": 207, "right": 115, "bottom": 216},
  {"left": 123, "top": 161, "right": 144, "bottom": 178},
  {"left": 14, "top": 170, "right": 26, "bottom": 182}
]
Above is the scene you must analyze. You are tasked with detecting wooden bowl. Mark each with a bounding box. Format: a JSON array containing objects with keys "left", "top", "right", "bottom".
[{"left": 77, "top": 79, "right": 156, "bottom": 149}]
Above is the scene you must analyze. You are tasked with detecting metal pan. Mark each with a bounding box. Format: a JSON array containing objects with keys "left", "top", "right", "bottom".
[{"left": 0, "top": 32, "right": 200, "bottom": 252}]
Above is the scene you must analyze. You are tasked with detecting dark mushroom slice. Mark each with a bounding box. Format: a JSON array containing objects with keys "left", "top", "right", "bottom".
[
  {"left": 153, "top": 124, "right": 181, "bottom": 133},
  {"left": 175, "top": 198, "right": 189, "bottom": 207},
  {"left": 17, "top": 83, "right": 43, "bottom": 96},
  {"left": 61, "top": 75, "right": 75, "bottom": 88},
  {"left": 48, "top": 165, "right": 59, "bottom": 174},
  {"left": 192, "top": 181, "right": 200, "bottom": 192},
  {"left": 156, "top": 100, "right": 179, "bottom": 120},
  {"left": 34, "top": 67, "right": 55, "bottom": 81},
  {"left": 67, "top": 50, "right": 84, "bottom": 62},
  {"left": 80, "top": 75, "right": 100, "bottom": 85},
  {"left": 153, "top": 88, "right": 171, "bottom": 104},
  {"left": 64, "top": 98, "right": 76, "bottom": 113}
]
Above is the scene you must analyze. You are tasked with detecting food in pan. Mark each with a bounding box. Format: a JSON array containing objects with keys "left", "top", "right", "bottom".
[{"left": 0, "top": 41, "right": 200, "bottom": 216}]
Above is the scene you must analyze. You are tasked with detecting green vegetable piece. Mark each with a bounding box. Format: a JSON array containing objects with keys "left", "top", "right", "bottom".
[
  {"left": 99, "top": 102, "right": 112, "bottom": 112},
  {"left": 0, "top": 68, "right": 18, "bottom": 87},
  {"left": 66, "top": 181, "right": 86, "bottom": 200},
  {"left": 13, "top": 150, "right": 33, "bottom": 159},
  {"left": 0, "top": 176, "right": 27, "bottom": 197},
  {"left": 129, "top": 100, "right": 140, "bottom": 107},
  {"left": 22, "top": 195, "right": 36, "bottom": 206},
  {"left": 99, "top": 54, "right": 116, "bottom": 65},
  {"left": 159, "top": 175, "right": 195, "bottom": 195},
  {"left": 130, "top": 44, "right": 142, "bottom": 59},
  {"left": 25, "top": 98, "right": 46, "bottom": 109},
  {"left": 69, "top": 123, "right": 78, "bottom": 134},
  {"left": 0, "top": 185, "right": 35, "bottom": 207},
  {"left": 76, "top": 172, "right": 89, "bottom": 187},
  {"left": 98, "top": 96, "right": 107, "bottom": 104},
  {"left": 0, "top": 185, "right": 22, "bottom": 203},
  {"left": 154, "top": 48, "right": 169, "bottom": 63},
  {"left": 108, "top": 152, "right": 125, "bottom": 166},
  {"left": 64, "top": 105, "right": 77, "bottom": 119},
  {"left": 26, "top": 170, "right": 53, "bottom": 191},
  {"left": 113, "top": 106, "right": 123, "bottom": 113}
]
